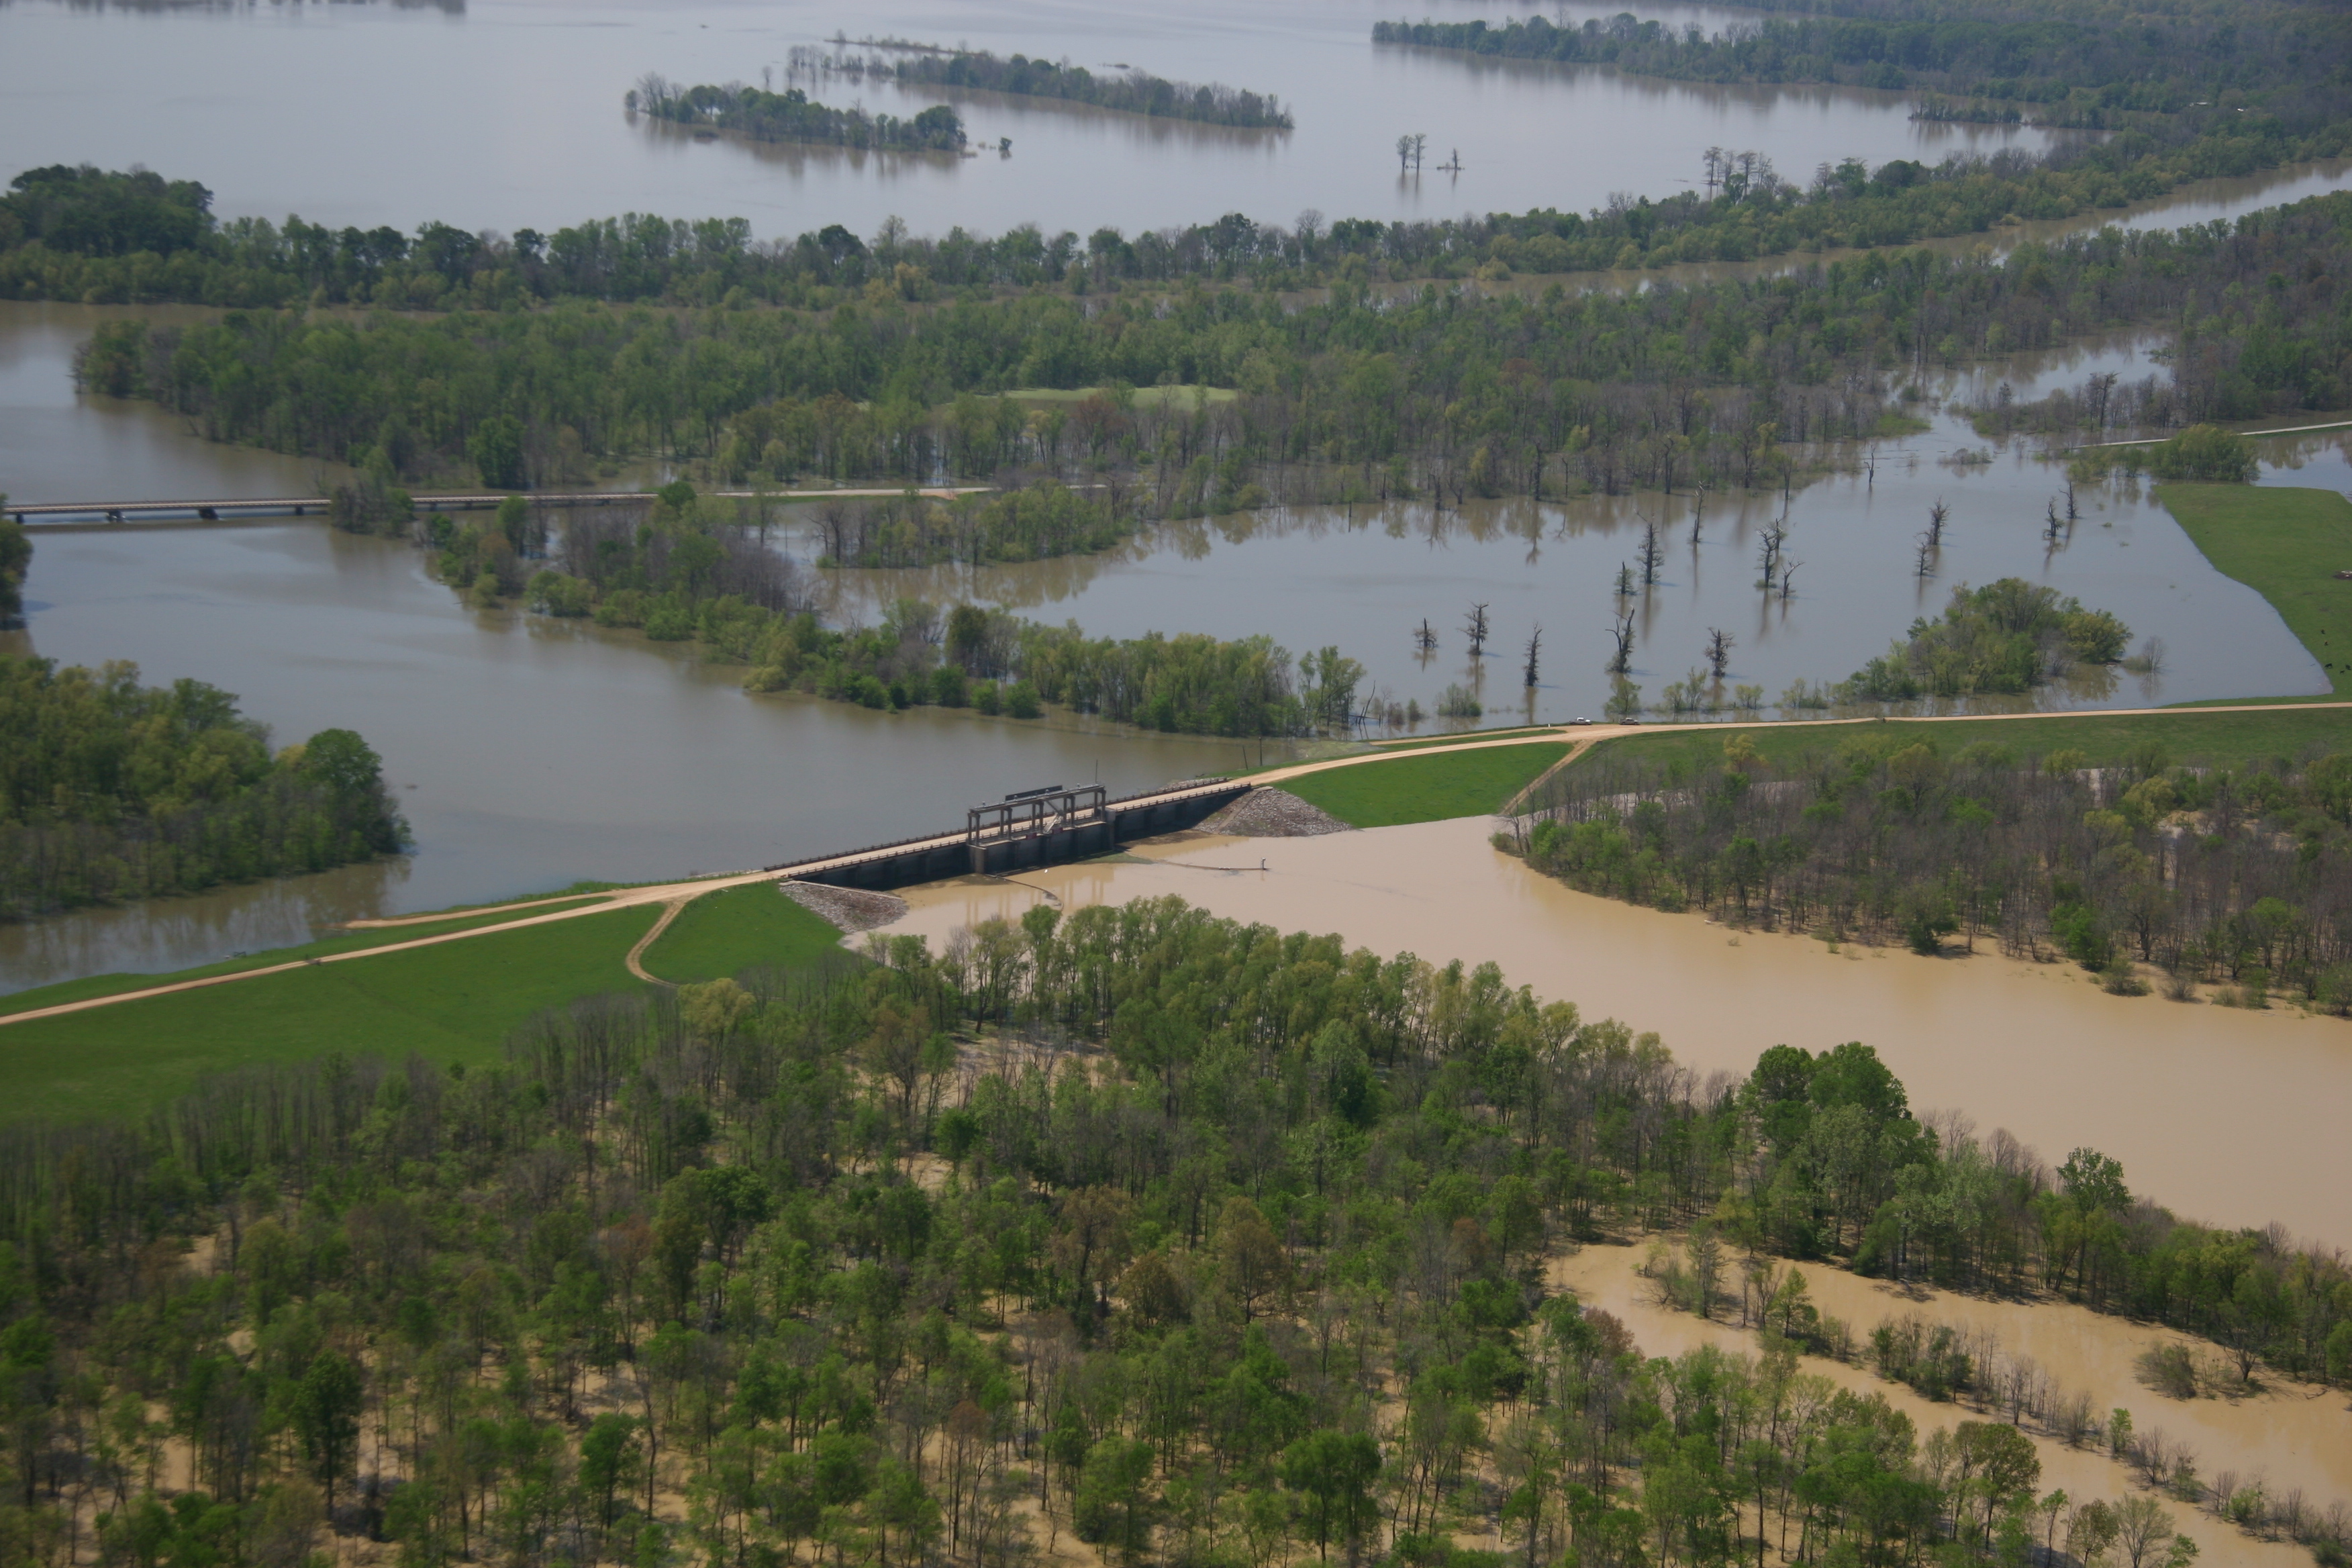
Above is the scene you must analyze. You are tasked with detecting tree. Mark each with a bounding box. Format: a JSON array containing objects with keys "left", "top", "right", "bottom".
[
  {"left": 1521, "top": 626, "right": 1541, "bottom": 687},
  {"left": 289, "top": 1351, "right": 363, "bottom": 1516},
  {"left": 1464, "top": 602, "right": 1489, "bottom": 658},
  {"left": 1705, "top": 628, "right": 1732, "bottom": 679},
  {"left": 299, "top": 727, "right": 386, "bottom": 803},
  {"left": 1953, "top": 1421, "right": 2039, "bottom": 1544},
  {"left": 1280, "top": 1430, "right": 1381, "bottom": 1561},
  {"left": 0, "top": 514, "right": 27, "bottom": 622},
  {"left": 468, "top": 415, "right": 526, "bottom": 489},
  {"left": 1073, "top": 1437, "right": 1155, "bottom": 1561},
  {"left": 2110, "top": 1495, "right": 2197, "bottom": 1568},
  {"left": 1216, "top": 1198, "right": 1291, "bottom": 1324},
  {"left": 578, "top": 1414, "right": 640, "bottom": 1530}
]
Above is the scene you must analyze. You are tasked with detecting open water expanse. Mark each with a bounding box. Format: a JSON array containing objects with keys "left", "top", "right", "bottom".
[{"left": 0, "top": 0, "right": 2060, "bottom": 245}]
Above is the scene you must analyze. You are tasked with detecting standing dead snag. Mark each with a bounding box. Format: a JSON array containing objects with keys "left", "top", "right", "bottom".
[
  {"left": 1926, "top": 499, "right": 1949, "bottom": 548},
  {"left": 1414, "top": 619, "right": 1438, "bottom": 654},
  {"left": 1522, "top": 626, "right": 1542, "bottom": 687},
  {"left": 1607, "top": 607, "right": 1635, "bottom": 674},
  {"left": 1706, "top": 628, "right": 1733, "bottom": 679},
  {"left": 1464, "top": 603, "right": 1489, "bottom": 658},
  {"left": 1637, "top": 521, "right": 1664, "bottom": 586}
]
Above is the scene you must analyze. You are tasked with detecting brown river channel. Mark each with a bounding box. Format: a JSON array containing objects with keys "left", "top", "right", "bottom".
[{"left": 882, "top": 818, "right": 2352, "bottom": 1249}]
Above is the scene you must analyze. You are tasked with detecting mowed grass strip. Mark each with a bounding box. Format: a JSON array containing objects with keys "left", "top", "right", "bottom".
[
  {"left": 1562, "top": 707, "right": 2352, "bottom": 781},
  {"left": 641, "top": 883, "right": 848, "bottom": 983},
  {"left": 1281, "top": 741, "right": 1571, "bottom": 826},
  {"left": 2160, "top": 483, "right": 2352, "bottom": 697},
  {"left": 0, "top": 902, "right": 607, "bottom": 1019},
  {"left": 0, "top": 905, "right": 660, "bottom": 1122}
]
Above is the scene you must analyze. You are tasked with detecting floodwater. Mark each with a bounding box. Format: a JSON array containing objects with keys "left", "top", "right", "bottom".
[
  {"left": 0, "top": 520, "right": 1260, "bottom": 993},
  {"left": 0, "top": 299, "right": 2339, "bottom": 991},
  {"left": 876, "top": 817, "right": 2352, "bottom": 1248},
  {"left": 815, "top": 390, "right": 2327, "bottom": 725},
  {"left": 1553, "top": 1242, "right": 2348, "bottom": 1567},
  {"left": 0, "top": 0, "right": 2057, "bottom": 244}
]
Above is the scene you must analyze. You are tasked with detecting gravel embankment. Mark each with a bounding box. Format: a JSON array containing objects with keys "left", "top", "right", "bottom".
[
  {"left": 1201, "top": 787, "right": 1353, "bottom": 837},
  {"left": 779, "top": 881, "right": 911, "bottom": 933}
]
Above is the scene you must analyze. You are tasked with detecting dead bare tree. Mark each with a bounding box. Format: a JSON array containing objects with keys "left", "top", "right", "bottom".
[
  {"left": 1916, "top": 534, "right": 1936, "bottom": 576},
  {"left": 1414, "top": 619, "right": 1438, "bottom": 654},
  {"left": 1464, "top": 603, "right": 1489, "bottom": 658},
  {"left": 1637, "top": 521, "right": 1664, "bottom": 586},
  {"left": 1607, "top": 606, "right": 1635, "bottom": 674},
  {"left": 1522, "top": 626, "right": 1542, "bottom": 687},
  {"left": 1757, "top": 524, "right": 1786, "bottom": 589},
  {"left": 1705, "top": 628, "right": 1733, "bottom": 679},
  {"left": 1926, "top": 499, "right": 1949, "bottom": 548}
]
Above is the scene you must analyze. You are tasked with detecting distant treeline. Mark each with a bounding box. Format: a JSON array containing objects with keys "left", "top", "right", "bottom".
[
  {"left": 1373, "top": 7, "right": 2344, "bottom": 111},
  {"left": 3, "top": 104, "right": 2342, "bottom": 309},
  {"left": 0, "top": 895, "right": 2342, "bottom": 1568},
  {"left": 70, "top": 194, "right": 2352, "bottom": 515},
  {"left": 878, "top": 49, "right": 1291, "bottom": 130},
  {"left": 629, "top": 75, "right": 967, "bottom": 153},
  {"left": 369, "top": 481, "right": 1356, "bottom": 736},
  {"left": 1517, "top": 732, "right": 2352, "bottom": 1001},
  {"left": 0, "top": 656, "right": 407, "bottom": 919}
]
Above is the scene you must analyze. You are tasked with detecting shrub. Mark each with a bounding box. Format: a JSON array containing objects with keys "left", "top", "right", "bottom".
[
  {"left": 2137, "top": 1342, "right": 2200, "bottom": 1399},
  {"left": 2145, "top": 424, "right": 2259, "bottom": 483},
  {"left": 1005, "top": 681, "right": 1041, "bottom": 719}
]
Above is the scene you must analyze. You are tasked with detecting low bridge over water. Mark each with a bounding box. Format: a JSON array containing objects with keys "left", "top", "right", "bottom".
[
  {"left": 7, "top": 485, "right": 990, "bottom": 526},
  {"left": 769, "top": 779, "right": 1253, "bottom": 891}
]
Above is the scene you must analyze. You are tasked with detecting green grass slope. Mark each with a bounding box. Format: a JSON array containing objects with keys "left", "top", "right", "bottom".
[
  {"left": 0, "top": 905, "right": 660, "bottom": 1121},
  {"left": 1561, "top": 707, "right": 2350, "bottom": 782},
  {"left": 641, "top": 883, "right": 848, "bottom": 983},
  {"left": 1281, "top": 741, "right": 1571, "bottom": 826},
  {"left": 2160, "top": 483, "right": 2352, "bottom": 698}
]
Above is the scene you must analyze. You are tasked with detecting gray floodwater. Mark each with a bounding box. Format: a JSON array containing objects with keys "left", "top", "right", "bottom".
[{"left": 0, "top": 0, "right": 2059, "bottom": 243}]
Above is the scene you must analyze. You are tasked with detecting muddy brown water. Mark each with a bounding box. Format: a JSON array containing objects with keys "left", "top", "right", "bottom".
[
  {"left": 1553, "top": 1240, "right": 2349, "bottom": 1567},
  {"left": 879, "top": 818, "right": 2352, "bottom": 1248}
]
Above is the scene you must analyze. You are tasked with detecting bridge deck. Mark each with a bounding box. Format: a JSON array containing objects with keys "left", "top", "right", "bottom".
[
  {"left": 766, "top": 778, "right": 1251, "bottom": 889},
  {"left": 8, "top": 485, "right": 991, "bottom": 524}
]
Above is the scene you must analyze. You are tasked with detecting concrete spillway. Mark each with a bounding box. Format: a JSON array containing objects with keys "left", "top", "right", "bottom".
[{"left": 767, "top": 779, "right": 1254, "bottom": 892}]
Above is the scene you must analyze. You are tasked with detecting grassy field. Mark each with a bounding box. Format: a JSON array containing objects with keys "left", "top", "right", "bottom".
[
  {"left": 1554, "top": 707, "right": 2351, "bottom": 783},
  {"left": 0, "top": 881, "right": 862, "bottom": 1121},
  {"left": 0, "top": 905, "right": 662, "bottom": 1121},
  {"left": 1280, "top": 740, "right": 1571, "bottom": 826},
  {"left": 2160, "top": 483, "right": 2352, "bottom": 698},
  {"left": 640, "top": 883, "right": 848, "bottom": 983}
]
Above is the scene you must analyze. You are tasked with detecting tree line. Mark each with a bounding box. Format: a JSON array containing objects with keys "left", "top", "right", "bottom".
[
  {"left": 0, "top": 655, "right": 407, "bottom": 920},
  {"left": 868, "top": 50, "right": 1291, "bottom": 130},
  {"left": 3, "top": 97, "right": 2343, "bottom": 312},
  {"left": 1514, "top": 730, "right": 2352, "bottom": 1003},
  {"left": 1372, "top": 4, "right": 2343, "bottom": 115},
  {"left": 0, "top": 895, "right": 2341, "bottom": 1568},
  {"left": 628, "top": 76, "right": 968, "bottom": 155},
  {"left": 64, "top": 193, "right": 2352, "bottom": 515}
]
